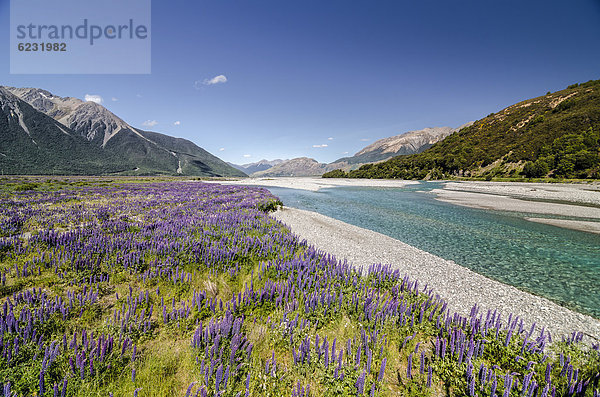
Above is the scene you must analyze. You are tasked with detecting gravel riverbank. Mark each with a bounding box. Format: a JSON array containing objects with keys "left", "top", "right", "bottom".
[
  {"left": 440, "top": 181, "right": 600, "bottom": 206},
  {"left": 206, "top": 177, "right": 418, "bottom": 191},
  {"left": 273, "top": 206, "right": 600, "bottom": 342},
  {"left": 432, "top": 181, "right": 600, "bottom": 234}
]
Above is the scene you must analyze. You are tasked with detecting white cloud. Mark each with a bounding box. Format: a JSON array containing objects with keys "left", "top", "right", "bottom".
[
  {"left": 199, "top": 75, "right": 228, "bottom": 87},
  {"left": 313, "top": 144, "right": 328, "bottom": 148},
  {"left": 360, "top": 138, "right": 370, "bottom": 141},
  {"left": 174, "top": 121, "right": 181, "bottom": 126},
  {"left": 84, "top": 94, "right": 103, "bottom": 104},
  {"left": 219, "top": 148, "right": 225, "bottom": 151},
  {"left": 136, "top": 94, "right": 143, "bottom": 98},
  {"left": 328, "top": 137, "right": 334, "bottom": 140},
  {"left": 243, "top": 154, "right": 251, "bottom": 158},
  {"left": 343, "top": 151, "right": 349, "bottom": 154},
  {"left": 142, "top": 120, "right": 158, "bottom": 128},
  {"left": 111, "top": 97, "right": 118, "bottom": 102},
  {"left": 194, "top": 75, "right": 228, "bottom": 89}
]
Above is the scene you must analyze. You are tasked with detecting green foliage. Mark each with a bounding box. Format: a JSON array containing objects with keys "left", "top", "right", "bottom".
[
  {"left": 257, "top": 199, "right": 283, "bottom": 213},
  {"left": 322, "top": 169, "right": 348, "bottom": 178},
  {"left": 523, "top": 159, "right": 549, "bottom": 178},
  {"left": 12, "top": 182, "right": 39, "bottom": 191}
]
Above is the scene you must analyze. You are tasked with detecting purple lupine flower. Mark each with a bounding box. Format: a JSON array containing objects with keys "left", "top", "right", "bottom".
[
  {"left": 469, "top": 376, "right": 475, "bottom": 396},
  {"left": 61, "top": 378, "right": 68, "bottom": 397},
  {"left": 567, "top": 365, "right": 573, "bottom": 384},
  {"left": 185, "top": 382, "right": 196, "bottom": 397},
  {"left": 427, "top": 365, "right": 432, "bottom": 388},
  {"left": 490, "top": 375, "right": 497, "bottom": 397},
  {"left": 331, "top": 338, "right": 337, "bottom": 363},
  {"left": 503, "top": 374, "right": 513, "bottom": 397},
  {"left": 545, "top": 363, "right": 552, "bottom": 383},
  {"left": 3, "top": 382, "right": 12, "bottom": 397},
  {"left": 356, "top": 370, "right": 366, "bottom": 395},
  {"left": 521, "top": 372, "right": 532, "bottom": 395},
  {"left": 378, "top": 358, "right": 387, "bottom": 382},
  {"left": 224, "top": 365, "right": 231, "bottom": 388},
  {"left": 39, "top": 370, "right": 45, "bottom": 395},
  {"left": 215, "top": 364, "right": 223, "bottom": 393}
]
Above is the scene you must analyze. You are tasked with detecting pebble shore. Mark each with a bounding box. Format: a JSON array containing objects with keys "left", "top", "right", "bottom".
[{"left": 273, "top": 206, "right": 600, "bottom": 343}]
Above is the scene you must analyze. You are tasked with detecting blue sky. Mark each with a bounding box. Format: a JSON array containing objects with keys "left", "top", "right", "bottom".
[{"left": 1, "top": 0, "right": 600, "bottom": 164}]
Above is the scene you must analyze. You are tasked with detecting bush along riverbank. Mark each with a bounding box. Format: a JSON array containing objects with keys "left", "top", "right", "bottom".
[{"left": 0, "top": 179, "right": 598, "bottom": 396}]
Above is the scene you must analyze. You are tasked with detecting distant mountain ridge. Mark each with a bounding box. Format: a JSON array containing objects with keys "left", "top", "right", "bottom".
[
  {"left": 228, "top": 159, "right": 285, "bottom": 175},
  {"left": 252, "top": 157, "right": 330, "bottom": 177},
  {"left": 1, "top": 86, "right": 245, "bottom": 177},
  {"left": 250, "top": 125, "right": 471, "bottom": 177}
]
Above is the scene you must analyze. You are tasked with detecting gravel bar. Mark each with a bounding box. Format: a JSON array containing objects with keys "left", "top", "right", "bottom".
[
  {"left": 205, "top": 177, "right": 419, "bottom": 191},
  {"left": 441, "top": 181, "right": 600, "bottom": 206},
  {"left": 432, "top": 189, "right": 600, "bottom": 219},
  {"left": 273, "top": 206, "right": 600, "bottom": 342}
]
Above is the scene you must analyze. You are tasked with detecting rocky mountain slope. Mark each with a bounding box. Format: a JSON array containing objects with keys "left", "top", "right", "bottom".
[
  {"left": 2, "top": 86, "right": 245, "bottom": 177},
  {"left": 0, "top": 88, "right": 128, "bottom": 175}
]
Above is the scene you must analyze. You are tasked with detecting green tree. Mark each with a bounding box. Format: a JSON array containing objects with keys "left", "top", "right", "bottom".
[
  {"left": 322, "top": 169, "right": 348, "bottom": 178},
  {"left": 523, "top": 159, "right": 549, "bottom": 178},
  {"left": 555, "top": 154, "right": 577, "bottom": 176}
]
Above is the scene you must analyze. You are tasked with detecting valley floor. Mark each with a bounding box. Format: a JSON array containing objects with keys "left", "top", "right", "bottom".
[
  {"left": 273, "top": 206, "right": 600, "bottom": 340},
  {"left": 208, "top": 177, "right": 418, "bottom": 191}
]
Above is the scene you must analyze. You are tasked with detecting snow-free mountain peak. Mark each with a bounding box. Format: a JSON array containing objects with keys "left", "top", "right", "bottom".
[
  {"left": 4, "top": 86, "right": 132, "bottom": 147},
  {"left": 1, "top": 86, "right": 245, "bottom": 177}
]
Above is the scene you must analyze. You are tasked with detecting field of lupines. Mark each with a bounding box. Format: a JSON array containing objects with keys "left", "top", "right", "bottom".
[{"left": 0, "top": 177, "right": 598, "bottom": 397}]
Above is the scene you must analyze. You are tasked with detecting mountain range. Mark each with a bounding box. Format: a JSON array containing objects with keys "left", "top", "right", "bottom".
[
  {"left": 6, "top": 80, "right": 596, "bottom": 180},
  {"left": 239, "top": 125, "right": 470, "bottom": 177},
  {"left": 3, "top": 85, "right": 458, "bottom": 178},
  {"left": 0, "top": 86, "right": 245, "bottom": 177},
  {"left": 332, "top": 80, "right": 600, "bottom": 180}
]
